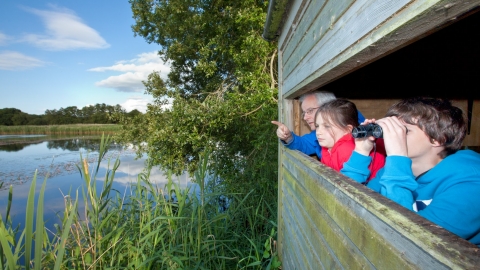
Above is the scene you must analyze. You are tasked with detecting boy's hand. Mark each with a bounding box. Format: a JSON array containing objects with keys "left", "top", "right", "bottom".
[{"left": 376, "top": 116, "right": 408, "bottom": 156}]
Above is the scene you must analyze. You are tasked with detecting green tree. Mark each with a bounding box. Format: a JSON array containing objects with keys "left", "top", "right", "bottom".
[
  {"left": 0, "top": 108, "right": 23, "bottom": 126},
  {"left": 120, "top": 6, "right": 282, "bottom": 256},
  {"left": 11, "top": 112, "right": 28, "bottom": 125},
  {"left": 127, "top": 109, "right": 142, "bottom": 118},
  {"left": 119, "top": 0, "right": 282, "bottom": 260},
  {"left": 122, "top": 0, "right": 279, "bottom": 187}
]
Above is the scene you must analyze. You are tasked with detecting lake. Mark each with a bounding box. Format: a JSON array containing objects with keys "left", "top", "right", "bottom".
[{"left": 0, "top": 134, "right": 192, "bottom": 232}]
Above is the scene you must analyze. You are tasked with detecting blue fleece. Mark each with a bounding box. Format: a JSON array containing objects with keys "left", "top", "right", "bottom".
[
  {"left": 342, "top": 150, "right": 480, "bottom": 246},
  {"left": 282, "top": 111, "right": 365, "bottom": 159}
]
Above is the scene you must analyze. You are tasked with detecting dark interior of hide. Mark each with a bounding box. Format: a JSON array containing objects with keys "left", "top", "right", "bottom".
[{"left": 320, "top": 9, "right": 480, "bottom": 100}]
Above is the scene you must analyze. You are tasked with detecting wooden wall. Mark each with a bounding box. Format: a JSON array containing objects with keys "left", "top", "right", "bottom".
[
  {"left": 273, "top": 0, "right": 480, "bottom": 268},
  {"left": 278, "top": 149, "right": 480, "bottom": 269}
]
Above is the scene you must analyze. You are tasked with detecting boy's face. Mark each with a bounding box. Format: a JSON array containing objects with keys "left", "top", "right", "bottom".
[
  {"left": 315, "top": 114, "right": 349, "bottom": 150},
  {"left": 402, "top": 121, "right": 435, "bottom": 160}
]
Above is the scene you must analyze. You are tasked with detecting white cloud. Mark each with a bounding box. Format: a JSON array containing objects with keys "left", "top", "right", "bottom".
[
  {"left": 0, "top": 50, "right": 46, "bottom": 70},
  {"left": 90, "top": 51, "right": 170, "bottom": 93},
  {"left": 121, "top": 96, "right": 152, "bottom": 113},
  {"left": 0, "top": 32, "right": 10, "bottom": 46},
  {"left": 21, "top": 5, "right": 109, "bottom": 51}
]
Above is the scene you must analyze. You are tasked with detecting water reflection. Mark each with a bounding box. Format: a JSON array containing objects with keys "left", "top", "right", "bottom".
[
  {"left": 0, "top": 135, "right": 120, "bottom": 153},
  {"left": 0, "top": 135, "right": 192, "bottom": 232}
]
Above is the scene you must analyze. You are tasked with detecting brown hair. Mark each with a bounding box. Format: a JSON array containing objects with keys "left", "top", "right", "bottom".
[
  {"left": 386, "top": 97, "right": 466, "bottom": 158},
  {"left": 315, "top": 99, "right": 358, "bottom": 133}
]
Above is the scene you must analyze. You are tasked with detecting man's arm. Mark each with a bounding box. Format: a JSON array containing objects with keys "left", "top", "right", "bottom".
[
  {"left": 271, "top": 121, "right": 320, "bottom": 157},
  {"left": 284, "top": 131, "right": 319, "bottom": 157}
]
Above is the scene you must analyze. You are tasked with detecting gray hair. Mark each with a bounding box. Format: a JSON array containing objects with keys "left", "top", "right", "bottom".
[{"left": 299, "top": 91, "right": 336, "bottom": 106}]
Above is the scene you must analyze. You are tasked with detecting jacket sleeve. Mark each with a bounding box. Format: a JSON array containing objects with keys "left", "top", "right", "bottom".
[
  {"left": 282, "top": 131, "right": 318, "bottom": 156},
  {"left": 377, "top": 156, "right": 417, "bottom": 209},
  {"left": 340, "top": 151, "right": 373, "bottom": 185}
]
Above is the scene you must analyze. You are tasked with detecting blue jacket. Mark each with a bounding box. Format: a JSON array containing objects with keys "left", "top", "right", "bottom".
[
  {"left": 341, "top": 150, "right": 480, "bottom": 246},
  {"left": 282, "top": 111, "right": 365, "bottom": 159}
]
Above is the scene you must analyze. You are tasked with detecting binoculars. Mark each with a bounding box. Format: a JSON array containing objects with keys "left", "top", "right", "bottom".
[{"left": 352, "top": 123, "right": 383, "bottom": 138}]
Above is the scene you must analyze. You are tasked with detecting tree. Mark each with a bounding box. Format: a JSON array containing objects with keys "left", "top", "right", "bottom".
[
  {"left": 122, "top": 0, "right": 279, "bottom": 193},
  {"left": 12, "top": 112, "right": 28, "bottom": 125},
  {"left": 0, "top": 108, "right": 23, "bottom": 126}
]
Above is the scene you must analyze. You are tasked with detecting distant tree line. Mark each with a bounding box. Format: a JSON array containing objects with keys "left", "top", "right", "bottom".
[{"left": 0, "top": 104, "right": 143, "bottom": 126}]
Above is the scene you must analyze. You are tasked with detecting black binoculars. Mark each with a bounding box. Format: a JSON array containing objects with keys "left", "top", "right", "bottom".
[{"left": 352, "top": 123, "right": 383, "bottom": 138}]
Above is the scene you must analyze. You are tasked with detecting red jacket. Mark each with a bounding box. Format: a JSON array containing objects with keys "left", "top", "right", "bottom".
[{"left": 321, "top": 134, "right": 386, "bottom": 180}]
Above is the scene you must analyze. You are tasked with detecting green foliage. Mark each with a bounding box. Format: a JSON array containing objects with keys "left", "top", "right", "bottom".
[
  {"left": 121, "top": 0, "right": 279, "bottom": 189},
  {"left": 116, "top": 8, "right": 281, "bottom": 268},
  {"left": 0, "top": 138, "right": 281, "bottom": 269},
  {"left": 0, "top": 124, "right": 121, "bottom": 135},
  {"left": 0, "top": 108, "right": 23, "bottom": 126},
  {"left": 0, "top": 103, "right": 139, "bottom": 126},
  {"left": 0, "top": 168, "right": 77, "bottom": 269}
]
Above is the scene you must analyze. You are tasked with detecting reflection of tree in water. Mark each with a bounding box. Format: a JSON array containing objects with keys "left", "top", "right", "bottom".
[
  {"left": 0, "top": 138, "right": 134, "bottom": 190},
  {"left": 46, "top": 138, "right": 124, "bottom": 152},
  {"left": 0, "top": 143, "right": 38, "bottom": 152}
]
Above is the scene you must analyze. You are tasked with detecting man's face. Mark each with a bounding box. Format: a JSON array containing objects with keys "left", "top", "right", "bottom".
[{"left": 301, "top": 95, "right": 319, "bottom": 130}]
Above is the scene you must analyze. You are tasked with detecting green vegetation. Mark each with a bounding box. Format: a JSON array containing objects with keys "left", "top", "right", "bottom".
[
  {"left": 1, "top": 1, "right": 283, "bottom": 268},
  {"left": 0, "top": 135, "right": 281, "bottom": 269},
  {"left": 112, "top": 2, "right": 281, "bottom": 268},
  {"left": 0, "top": 124, "right": 121, "bottom": 135},
  {"left": 0, "top": 104, "right": 141, "bottom": 126},
  {"left": 120, "top": 0, "right": 279, "bottom": 202}
]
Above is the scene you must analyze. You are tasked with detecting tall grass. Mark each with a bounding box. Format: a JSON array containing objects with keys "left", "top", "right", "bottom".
[
  {"left": 0, "top": 124, "right": 120, "bottom": 135},
  {"left": 0, "top": 134, "right": 281, "bottom": 269}
]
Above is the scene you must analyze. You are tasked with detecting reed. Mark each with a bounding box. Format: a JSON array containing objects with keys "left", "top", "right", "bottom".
[
  {"left": 0, "top": 134, "right": 281, "bottom": 269},
  {"left": 0, "top": 124, "right": 121, "bottom": 135}
]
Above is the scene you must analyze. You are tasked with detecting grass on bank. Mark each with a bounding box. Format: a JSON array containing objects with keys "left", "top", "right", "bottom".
[
  {"left": 0, "top": 134, "right": 281, "bottom": 269},
  {"left": 0, "top": 124, "right": 121, "bottom": 135}
]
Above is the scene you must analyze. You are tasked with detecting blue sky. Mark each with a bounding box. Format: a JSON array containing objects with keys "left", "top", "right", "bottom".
[{"left": 0, "top": 1, "right": 170, "bottom": 115}]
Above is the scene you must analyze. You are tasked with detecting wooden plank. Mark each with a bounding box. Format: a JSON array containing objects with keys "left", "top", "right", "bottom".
[
  {"left": 277, "top": 42, "right": 285, "bottom": 261},
  {"left": 281, "top": 0, "right": 329, "bottom": 66},
  {"left": 280, "top": 149, "right": 480, "bottom": 268},
  {"left": 283, "top": 153, "right": 424, "bottom": 269},
  {"left": 282, "top": 0, "right": 410, "bottom": 95},
  {"left": 282, "top": 195, "right": 321, "bottom": 270},
  {"left": 282, "top": 0, "right": 480, "bottom": 98},
  {"left": 283, "top": 167, "right": 341, "bottom": 269},
  {"left": 278, "top": 0, "right": 310, "bottom": 53},
  {"left": 283, "top": 169, "right": 367, "bottom": 269},
  {"left": 283, "top": 0, "right": 355, "bottom": 83}
]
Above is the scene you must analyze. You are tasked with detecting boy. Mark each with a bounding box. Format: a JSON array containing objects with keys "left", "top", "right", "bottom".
[{"left": 341, "top": 97, "right": 480, "bottom": 246}]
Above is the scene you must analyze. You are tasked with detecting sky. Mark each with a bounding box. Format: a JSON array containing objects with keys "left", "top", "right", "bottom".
[{"left": 0, "top": 1, "right": 170, "bottom": 115}]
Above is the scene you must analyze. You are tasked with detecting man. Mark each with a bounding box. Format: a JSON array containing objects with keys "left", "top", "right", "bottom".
[
  {"left": 272, "top": 91, "right": 365, "bottom": 159},
  {"left": 341, "top": 97, "right": 480, "bottom": 246}
]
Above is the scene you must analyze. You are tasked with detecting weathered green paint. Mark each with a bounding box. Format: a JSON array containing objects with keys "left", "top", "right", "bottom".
[
  {"left": 283, "top": 154, "right": 421, "bottom": 269},
  {"left": 262, "top": 0, "right": 291, "bottom": 41},
  {"left": 283, "top": 0, "right": 354, "bottom": 79},
  {"left": 278, "top": 149, "right": 479, "bottom": 269},
  {"left": 268, "top": 0, "right": 480, "bottom": 268}
]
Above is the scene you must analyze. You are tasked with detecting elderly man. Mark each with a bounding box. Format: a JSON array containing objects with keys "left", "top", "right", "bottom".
[{"left": 272, "top": 91, "right": 365, "bottom": 159}]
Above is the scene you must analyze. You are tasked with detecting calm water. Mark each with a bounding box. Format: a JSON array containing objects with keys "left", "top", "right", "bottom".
[{"left": 0, "top": 135, "right": 191, "bottom": 231}]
